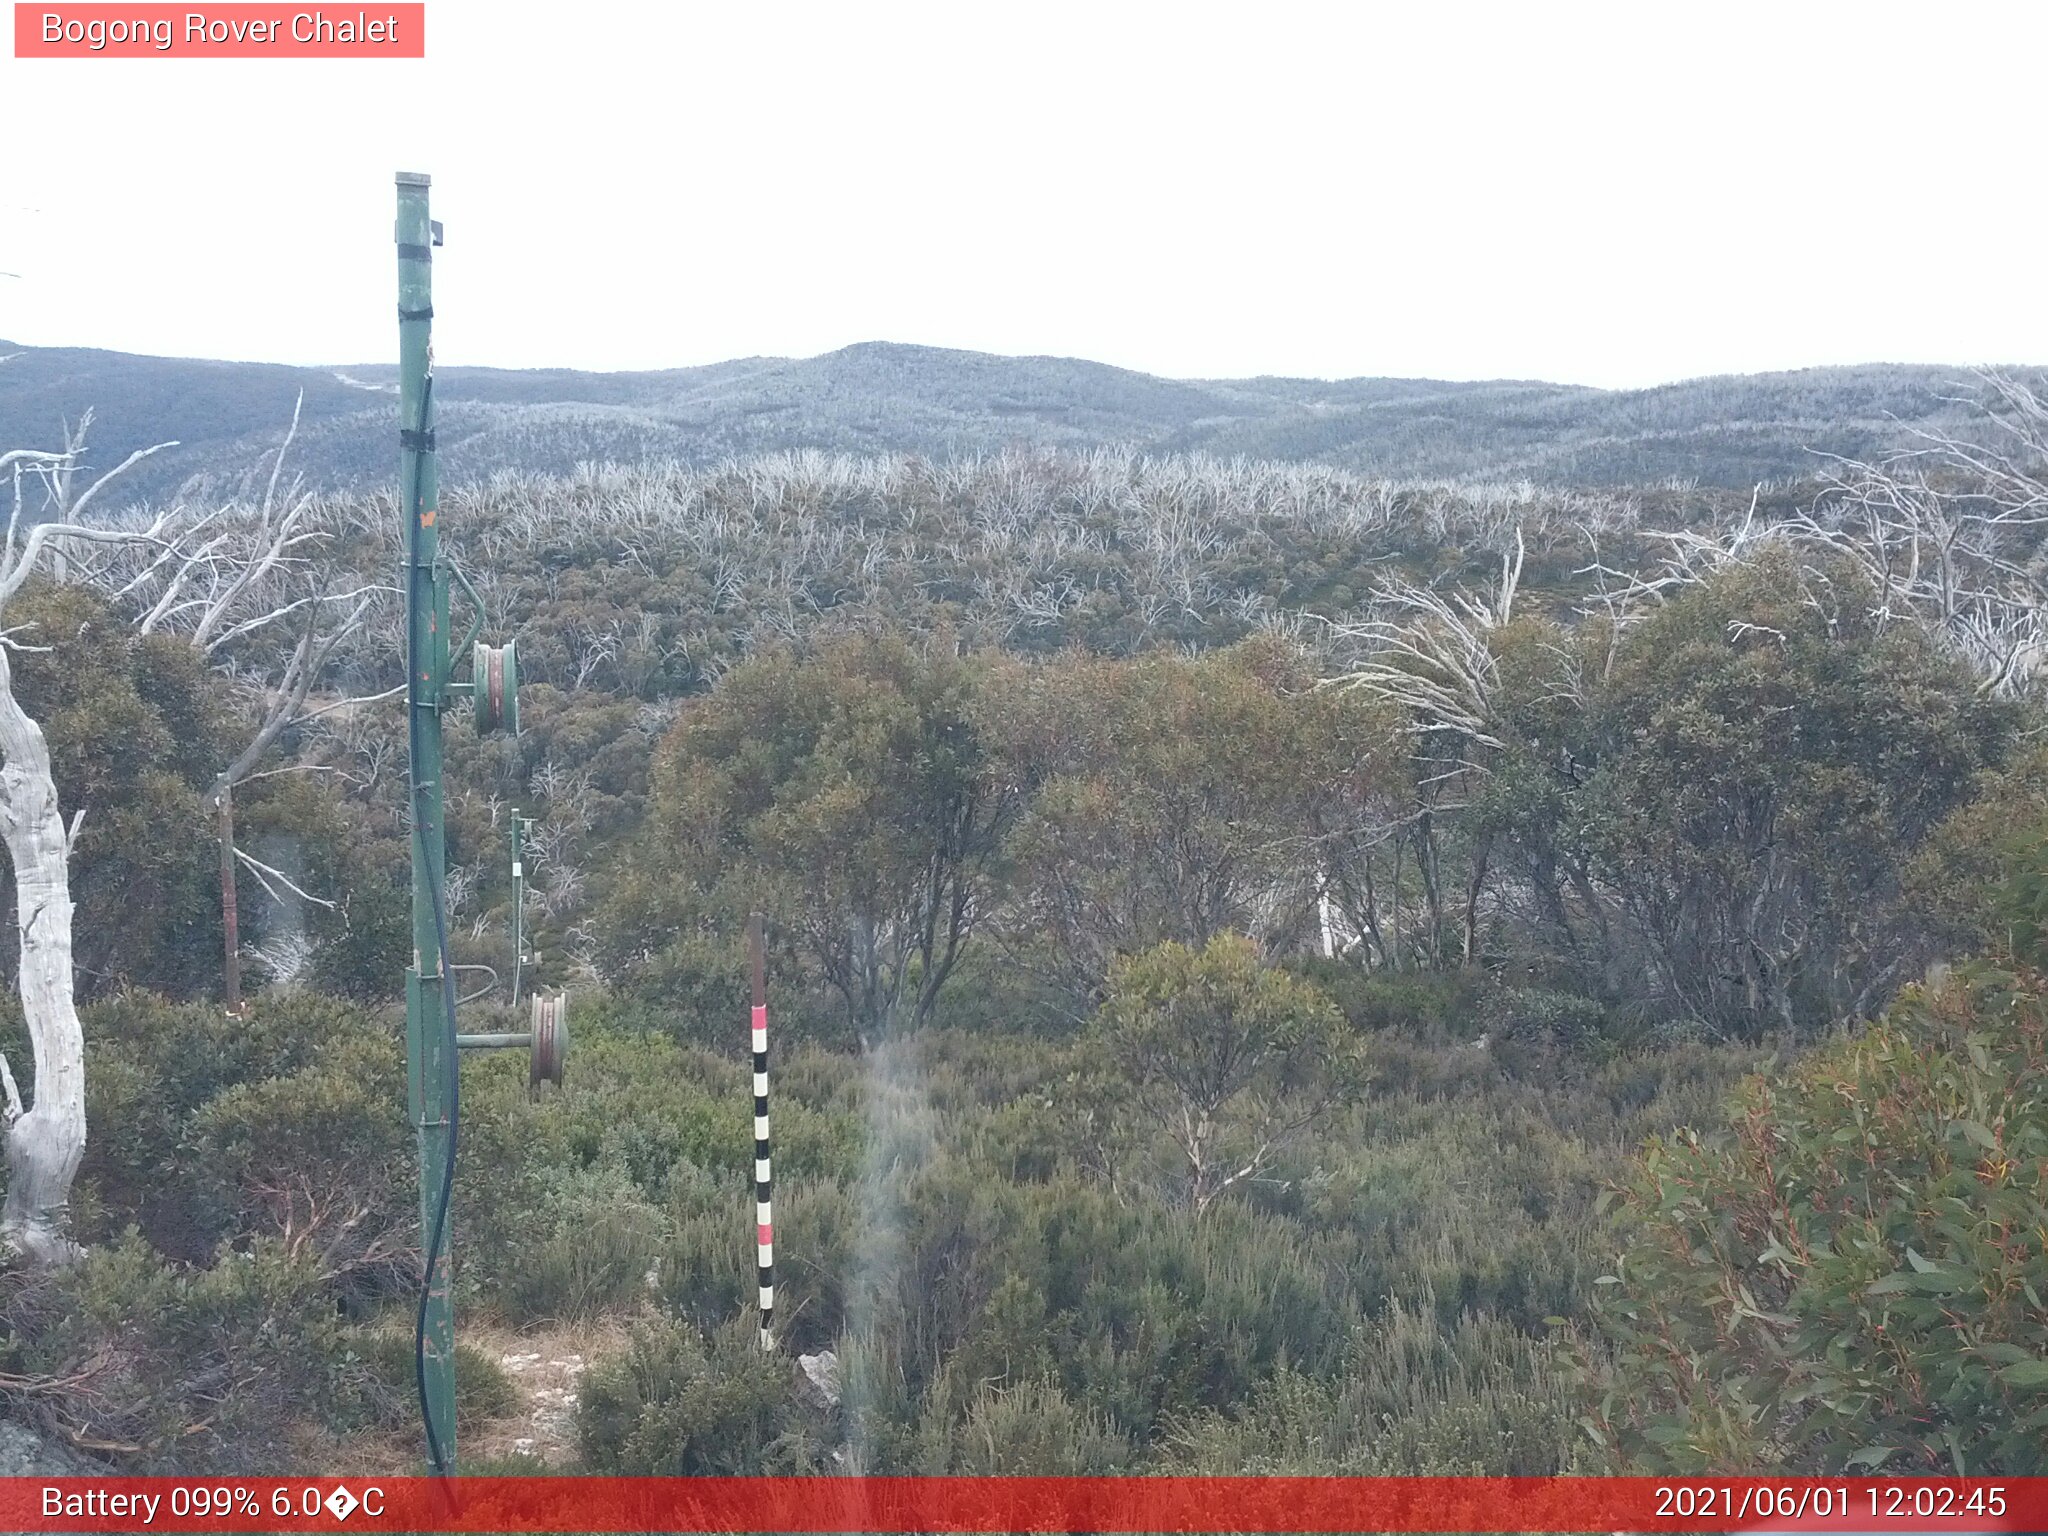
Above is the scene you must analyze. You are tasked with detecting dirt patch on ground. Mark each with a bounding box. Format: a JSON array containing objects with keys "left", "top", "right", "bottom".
[
  {"left": 467, "top": 1318, "right": 634, "bottom": 1467},
  {"left": 296, "top": 1420, "right": 420, "bottom": 1477}
]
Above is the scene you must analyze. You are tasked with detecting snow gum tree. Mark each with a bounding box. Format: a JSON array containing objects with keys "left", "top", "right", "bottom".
[{"left": 0, "top": 425, "right": 172, "bottom": 1262}]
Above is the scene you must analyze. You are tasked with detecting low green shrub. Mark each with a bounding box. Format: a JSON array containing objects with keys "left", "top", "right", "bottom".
[
  {"left": 490, "top": 1162, "right": 666, "bottom": 1325},
  {"left": 0, "top": 1235, "right": 370, "bottom": 1471},
  {"left": 77, "top": 992, "right": 410, "bottom": 1285},
  {"left": 919, "top": 1377, "right": 1132, "bottom": 1473},
  {"left": 1582, "top": 959, "right": 2048, "bottom": 1474},
  {"left": 660, "top": 1178, "right": 854, "bottom": 1354},
  {"left": 1162, "top": 1296, "right": 1589, "bottom": 1475},
  {"left": 576, "top": 1318, "right": 831, "bottom": 1473},
  {"left": 1289, "top": 961, "right": 1487, "bottom": 1040},
  {"left": 344, "top": 1330, "right": 519, "bottom": 1429}
]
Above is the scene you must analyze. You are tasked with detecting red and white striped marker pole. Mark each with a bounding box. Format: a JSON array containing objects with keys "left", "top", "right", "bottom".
[{"left": 748, "top": 911, "right": 774, "bottom": 1350}]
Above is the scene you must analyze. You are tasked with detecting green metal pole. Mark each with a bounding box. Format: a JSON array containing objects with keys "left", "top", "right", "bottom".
[
  {"left": 510, "top": 810, "right": 527, "bottom": 1006},
  {"left": 396, "top": 169, "right": 456, "bottom": 1474}
]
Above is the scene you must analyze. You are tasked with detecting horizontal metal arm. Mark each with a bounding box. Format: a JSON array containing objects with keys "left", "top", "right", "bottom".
[{"left": 456, "top": 1031, "right": 532, "bottom": 1051}]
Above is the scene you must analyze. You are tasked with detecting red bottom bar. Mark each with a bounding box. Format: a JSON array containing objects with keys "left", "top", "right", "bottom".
[{"left": 8, "top": 1476, "right": 2045, "bottom": 1534}]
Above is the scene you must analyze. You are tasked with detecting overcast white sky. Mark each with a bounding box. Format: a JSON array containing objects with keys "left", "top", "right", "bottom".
[{"left": 1, "top": 1, "right": 2040, "bottom": 388}]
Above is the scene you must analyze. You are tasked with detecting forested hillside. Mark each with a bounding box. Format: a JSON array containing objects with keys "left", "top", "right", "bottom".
[
  {"left": 0, "top": 392, "right": 2044, "bottom": 1478},
  {"left": 3, "top": 339, "right": 2034, "bottom": 505}
]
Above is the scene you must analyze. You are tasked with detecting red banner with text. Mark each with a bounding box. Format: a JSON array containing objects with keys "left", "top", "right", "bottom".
[
  {"left": 6, "top": 1476, "right": 2046, "bottom": 1533},
  {"left": 13, "top": 4, "right": 423, "bottom": 57}
]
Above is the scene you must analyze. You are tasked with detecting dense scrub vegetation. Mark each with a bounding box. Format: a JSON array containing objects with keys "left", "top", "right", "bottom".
[
  {"left": 1582, "top": 957, "right": 2048, "bottom": 1475},
  {"left": 1, "top": 441, "right": 2045, "bottom": 1475}
]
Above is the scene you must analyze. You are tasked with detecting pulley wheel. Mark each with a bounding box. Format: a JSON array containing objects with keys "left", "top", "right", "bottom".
[
  {"left": 529, "top": 991, "right": 567, "bottom": 1092},
  {"left": 474, "top": 639, "right": 520, "bottom": 736}
]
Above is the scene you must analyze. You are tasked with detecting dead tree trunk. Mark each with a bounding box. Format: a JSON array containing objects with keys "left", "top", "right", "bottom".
[
  {"left": 0, "top": 427, "right": 177, "bottom": 1265},
  {"left": 218, "top": 784, "right": 244, "bottom": 1016},
  {"left": 0, "top": 647, "right": 84, "bottom": 1266}
]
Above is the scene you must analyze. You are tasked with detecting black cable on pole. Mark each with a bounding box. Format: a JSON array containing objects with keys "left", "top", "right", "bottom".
[{"left": 406, "top": 371, "right": 460, "bottom": 1476}]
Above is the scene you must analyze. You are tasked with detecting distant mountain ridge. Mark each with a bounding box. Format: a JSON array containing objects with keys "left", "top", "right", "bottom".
[{"left": 0, "top": 338, "right": 2033, "bottom": 504}]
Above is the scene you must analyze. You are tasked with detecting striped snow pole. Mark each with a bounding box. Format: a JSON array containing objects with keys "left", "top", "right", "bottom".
[{"left": 749, "top": 911, "right": 774, "bottom": 1350}]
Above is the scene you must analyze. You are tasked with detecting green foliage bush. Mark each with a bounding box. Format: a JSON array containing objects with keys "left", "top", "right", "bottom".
[
  {"left": 0, "top": 1235, "right": 371, "bottom": 1469},
  {"left": 1162, "top": 1296, "right": 1589, "bottom": 1474},
  {"left": 661, "top": 1178, "right": 855, "bottom": 1354},
  {"left": 2, "top": 583, "right": 223, "bottom": 1000},
  {"left": 492, "top": 1162, "right": 665, "bottom": 1324},
  {"left": 918, "top": 1377, "right": 1132, "bottom": 1473},
  {"left": 345, "top": 1330, "right": 519, "bottom": 1430},
  {"left": 577, "top": 1318, "right": 831, "bottom": 1474},
  {"left": 1572, "top": 551, "right": 2010, "bottom": 1036},
  {"left": 601, "top": 632, "right": 1008, "bottom": 1044},
  {"left": 24, "top": 919, "right": 1760, "bottom": 1476},
  {"left": 1582, "top": 958, "right": 2048, "bottom": 1474},
  {"left": 76, "top": 991, "right": 409, "bottom": 1275},
  {"left": 982, "top": 641, "right": 1377, "bottom": 999},
  {"left": 1083, "top": 935, "right": 1366, "bottom": 1213},
  {"left": 1289, "top": 961, "right": 1487, "bottom": 1039},
  {"left": 0, "top": 583, "right": 411, "bottom": 1005}
]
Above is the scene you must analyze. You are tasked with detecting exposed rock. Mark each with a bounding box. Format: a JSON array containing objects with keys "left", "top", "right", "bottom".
[
  {"left": 0, "top": 1418, "right": 98, "bottom": 1475},
  {"left": 796, "top": 1349, "right": 841, "bottom": 1409}
]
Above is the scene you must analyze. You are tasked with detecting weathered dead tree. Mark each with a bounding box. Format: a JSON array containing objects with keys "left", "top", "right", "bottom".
[
  {"left": 1323, "top": 530, "right": 1524, "bottom": 969},
  {"left": 1582, "top": 374, "right": 2048, "bottom": 699},
  {"left": 93, "top": 398, "right": 395, "bottom": 1009},
  {"left": 0, "top": 422, "right": 174, "bottom": 1263},
  {"left": 1798, "top": 371, "right": 2048, "bottom": 696}
]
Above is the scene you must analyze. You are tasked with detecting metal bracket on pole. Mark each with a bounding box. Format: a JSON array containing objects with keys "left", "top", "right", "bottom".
[{"left": 449, "top": 560, "right": 487, "bottom": 668}]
